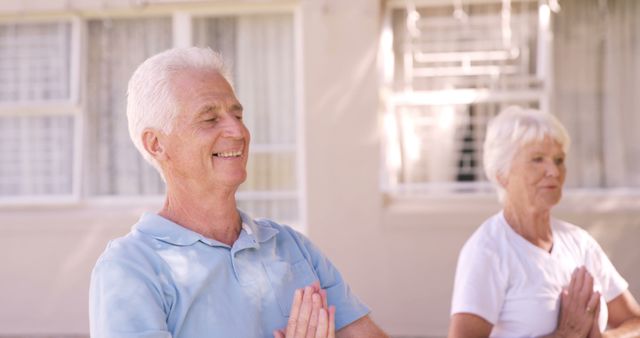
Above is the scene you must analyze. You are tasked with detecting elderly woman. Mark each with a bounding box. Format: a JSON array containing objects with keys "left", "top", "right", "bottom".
[{"left": 448, "top": 107, "right": 640, "bottom": 337}]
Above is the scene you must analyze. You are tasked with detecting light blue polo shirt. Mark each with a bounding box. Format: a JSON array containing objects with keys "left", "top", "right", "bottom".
[{"left": 89, "top": 210, "right": 369, "bottom": 338}]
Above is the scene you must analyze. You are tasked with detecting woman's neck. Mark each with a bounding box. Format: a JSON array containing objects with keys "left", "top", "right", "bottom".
[{"left": 503, "top": 200, "right": 554, "bottom": 252}]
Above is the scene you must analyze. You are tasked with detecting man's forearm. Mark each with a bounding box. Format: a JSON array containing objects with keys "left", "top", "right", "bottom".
[{"left": 336, "top": 315, "right": 388, "bottom": 338}]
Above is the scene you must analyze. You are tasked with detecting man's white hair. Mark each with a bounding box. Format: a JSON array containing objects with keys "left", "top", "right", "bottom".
[
  {"left": 126, "top": 46, "right": 232, "bottom": 175},
  {"left": 483, "top": 106, "right": 571, "bottom": 203}
]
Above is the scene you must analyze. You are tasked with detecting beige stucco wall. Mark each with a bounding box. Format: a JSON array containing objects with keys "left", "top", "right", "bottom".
[{"left": 0, "top": 0, "right": 639, "bottom": 337}]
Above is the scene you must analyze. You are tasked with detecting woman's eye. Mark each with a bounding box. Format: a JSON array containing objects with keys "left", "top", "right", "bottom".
[
  {"left": 532, "top": 157, "right": 544, "bottom": 163},
  {"left": 554, "top": 157, "right": 565, "bottom": 165}
]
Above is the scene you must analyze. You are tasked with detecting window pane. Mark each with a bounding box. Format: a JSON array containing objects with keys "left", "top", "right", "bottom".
[
  {"left": 237, "top": 198, "right": 298, "bottom": 226},
  {"left": 0, "top": 22, "right": 71, "bottom": 102},
  {"left": 194, "top": 14, "right": 298, "bottom": 220},
  {"left": 0, "top": 115, "right": 74, "bottom": 196},
  {"left": 241, "top": 152, "right": 297, "bottom": 192},
  {"left": 193, "top": 14, "right": 296, "bottom": 145},
  {"left": 384, "top": 1, "right": 543, "bottom": 194},
  {"left": 85, "top": 18, "right": 171, "bottom": 196}
]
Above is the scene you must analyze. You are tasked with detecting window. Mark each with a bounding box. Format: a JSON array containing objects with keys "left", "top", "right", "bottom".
[
  {"left": 0, "top": 21, "right": 79, "bottom": 199},
  {"left": 85, "top": 17, "right": 172, "bottom": 196},
  {"left": 1, "top": 8, "right": 302, "bottom": 226},
  {"left": 381, "top": 0, "right": 546, "bottom": 195},
  {"left": 192, "top": 13, "right": 299, "bottom": 223},
  {"left": 382, "top": 0, "right": 640, "bottom": 196}
]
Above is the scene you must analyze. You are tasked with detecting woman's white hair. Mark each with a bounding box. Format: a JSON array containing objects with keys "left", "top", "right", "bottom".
[
  {"left": 483, "top": 106, "right": 571, "bottom": 203},
  {"left": 126, "top": 46, "right": 232, "bottom": 175}
]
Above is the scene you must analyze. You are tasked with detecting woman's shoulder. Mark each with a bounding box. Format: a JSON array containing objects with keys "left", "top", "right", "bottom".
[
  {"left": 460, "top": 212, "right": 510, "bottom": 257},
  {"left": 551, "top": 217, "right": 599, "bottom": 251},
  {"left": 552, "top": 217, "right": 593, "bottom": 239}
]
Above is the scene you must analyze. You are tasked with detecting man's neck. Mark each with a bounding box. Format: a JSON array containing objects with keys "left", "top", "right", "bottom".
[{"left": 159, "top": 183, "right": 242, "bottom": 246}]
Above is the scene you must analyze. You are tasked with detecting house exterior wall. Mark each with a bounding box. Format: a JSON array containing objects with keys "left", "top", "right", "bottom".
[{"left": 0, "top": 0, "right": 638, "bottom": 336}]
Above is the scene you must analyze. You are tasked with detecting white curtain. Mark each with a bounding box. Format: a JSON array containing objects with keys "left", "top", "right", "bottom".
[
  {"left": 193, "top": 14, "right": 298, "bottom": 222},
  {"left": 552, "top": 0, "right": 640, "bottom": 189},
  {"left": 0, "top": 22, "right": 74, "bottom": 196},
  {"left": 602, "top": 0, "right": 640, "bottom": 187},
  {"left": 86, "top": 18, "right": 171, "bottom": 196}
]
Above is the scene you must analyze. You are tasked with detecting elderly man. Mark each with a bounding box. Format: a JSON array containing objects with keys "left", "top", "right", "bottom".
[{"left": 89, "top": 47, "right": 387, "bottom": 338}]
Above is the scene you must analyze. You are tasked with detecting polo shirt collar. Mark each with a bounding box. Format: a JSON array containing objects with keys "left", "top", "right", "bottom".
[
  {"left": 134, "top": 210, "right": 279, "bottom": 248},
  {"left": 135, "top": 212, "right": 203, "bottom": 246},
  {"left": 238, "top": 209, "right": 279, "bottom": 243}
]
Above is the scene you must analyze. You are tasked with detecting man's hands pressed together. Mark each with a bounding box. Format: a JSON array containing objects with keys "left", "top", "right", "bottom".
[{"left": 274, "top": 281, "right": 335, "bottom": 338}]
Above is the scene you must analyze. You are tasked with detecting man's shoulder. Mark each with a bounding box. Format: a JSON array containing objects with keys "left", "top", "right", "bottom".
[{"left": 94, "top": 226, "right": 162, "bottom": 272}]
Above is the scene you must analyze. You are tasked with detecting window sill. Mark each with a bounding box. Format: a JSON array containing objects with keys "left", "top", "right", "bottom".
[{"left": 381, "top": 188, "right": 640, "bottom": 228}]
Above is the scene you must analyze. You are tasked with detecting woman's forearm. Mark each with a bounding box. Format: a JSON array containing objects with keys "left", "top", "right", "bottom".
[{"left": 603, "top": 317, "right": 640, "bottom": 338}]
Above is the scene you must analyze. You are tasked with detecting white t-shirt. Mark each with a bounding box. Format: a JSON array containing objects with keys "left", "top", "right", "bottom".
[{"left": 451, "top": 211, "right": 628, "bottom": 337}]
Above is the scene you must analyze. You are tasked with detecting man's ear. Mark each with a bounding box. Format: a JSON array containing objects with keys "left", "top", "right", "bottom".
[
  {"left": 497, "top": 172, "right": 508, "bottom": 188},
  {"left": 142, "top": 128, "right": 166, "bottom": 161}
]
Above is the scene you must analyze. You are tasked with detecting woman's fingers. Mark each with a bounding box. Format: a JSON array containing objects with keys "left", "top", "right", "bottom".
[
  {"left": 578, "top": 268, "right": 594, "bottom": 309},
  {"left": 274, "top": 329, "right": 286, "bottom": 338},
  {"left": 586, "top": 291, "right": 600, "bottom": 316},
  {"left": 556, "top": 268, "right": 601, "bottom": 337}
]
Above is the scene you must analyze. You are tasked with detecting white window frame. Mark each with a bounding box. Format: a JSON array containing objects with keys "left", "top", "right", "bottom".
[
  {"left": 380, "top": 0, "right": 550, "bottom": 197},
  {"left": 0, "top": 4, "right": 307, "bottom": 231},
  {"left": 0, "top": 16, "right": 84, "bottom": 205},
  {"left": 380, "top": 0, "right": 640, "bottom": 221}
]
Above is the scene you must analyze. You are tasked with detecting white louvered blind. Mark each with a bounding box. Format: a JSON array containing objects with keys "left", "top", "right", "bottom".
[
  {"left": 193, "top": 14, "right": 299, "bottom": 224},
  {"left": 383, "top": 0, "right": 544, "bottom": 194},
  {"left": 0, "top": 22, "right": 75, "bottom": 197},
  {"left": 1, "top": 12, "right": 301, "bottom": 226},
  {"left": 85, "top": 18, "right": 172, "bottom": 196}
]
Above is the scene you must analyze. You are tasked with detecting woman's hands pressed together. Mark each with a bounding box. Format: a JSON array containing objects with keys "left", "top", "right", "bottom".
[
  {"left": 553, "top": 266, "right": 601, "bottom": 338},
  {"left": 274, "top": 281, "right": 336, "bottom": 338}
]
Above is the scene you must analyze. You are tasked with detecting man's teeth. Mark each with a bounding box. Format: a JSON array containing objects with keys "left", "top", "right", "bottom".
[{"left": 214, "top": 151, "right": 242, "bottom": 158}]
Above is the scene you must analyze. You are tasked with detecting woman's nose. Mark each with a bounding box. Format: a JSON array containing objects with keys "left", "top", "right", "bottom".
[{"left": 545, "top": 161, "right": 560, "bottom": 177}]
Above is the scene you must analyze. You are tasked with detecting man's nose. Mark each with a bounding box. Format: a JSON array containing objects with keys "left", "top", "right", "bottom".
[{"left": 221, "top": 115, "right": 245, "bottom": 138}]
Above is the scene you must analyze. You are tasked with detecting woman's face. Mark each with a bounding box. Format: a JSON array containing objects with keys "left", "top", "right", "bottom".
[{"left": 501, "top": 137, "right": 566, "bottom": 211}]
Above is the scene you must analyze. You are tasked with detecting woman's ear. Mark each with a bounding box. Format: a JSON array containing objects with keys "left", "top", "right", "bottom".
[{"left": 142, "top": 128, "right": 165, "bottom": 161}]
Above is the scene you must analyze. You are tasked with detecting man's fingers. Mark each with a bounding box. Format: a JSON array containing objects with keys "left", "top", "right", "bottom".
[
  {"left": 311, "top": 280, "right": 321, "bottom": 293},
  {"left": 274, "top": 329, "right": 286, "bottom": 338},
  {"left": 305, "top": 293, "right": 321, "bottom": 338},
  {"left": 320, "top": 289, "right": 328, "bottom": 309},
  {"left": 295, "top": 286, "right": 315, "bottom": 337},
  {"left": 315, "top": 308, "right": 329, "bottom": 338},
  {"left": 286, "top": 289, "right": 303, "bottom": 337},
  {"left": 328, "top": 306, "right": 336, "bottom": 338}
]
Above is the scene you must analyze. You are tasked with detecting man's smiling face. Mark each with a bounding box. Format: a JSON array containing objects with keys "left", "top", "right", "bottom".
[{"left": 160, "top": 69, "right": 250, "bottom": 191}]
